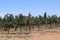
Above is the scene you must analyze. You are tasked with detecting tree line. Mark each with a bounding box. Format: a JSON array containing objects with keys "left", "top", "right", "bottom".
[{"left": 0, "top": 12, "right": 60, "bottom": 34}]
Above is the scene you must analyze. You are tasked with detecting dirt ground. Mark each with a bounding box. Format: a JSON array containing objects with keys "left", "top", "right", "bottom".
[{"left": 0, "top": 28, "right": 60, "bottom": 40}]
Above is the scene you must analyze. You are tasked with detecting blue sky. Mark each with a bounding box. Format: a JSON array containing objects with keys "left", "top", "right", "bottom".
[{"left": 0, "top": 0, "right": 60, "bottom": 17}]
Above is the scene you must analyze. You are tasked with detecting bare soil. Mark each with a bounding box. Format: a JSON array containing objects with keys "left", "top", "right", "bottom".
[{"left": 0, "top": 28, "right": 60, "bottom": 40}]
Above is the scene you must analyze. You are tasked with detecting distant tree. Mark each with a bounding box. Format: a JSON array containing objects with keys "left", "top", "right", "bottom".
[
  {"left": 58, "top": 16, "right": 60, "bottom": 27},
  {"left": 38, "top": 15, "right": 43, "bottom": 30},
  {"left": 34, "top": 16, "right": 39, "bottom": 30},
  {"left": 47, "top": 15, "right": 52, "bottom": 28},
  {"left": 22, "top": 16, "right": 27, "bottom": 31},
  {"left": 44, "top": 12, "right": 47, "bottom": 27},
  {"left": 14, "top": 15, "right": 19, "bottom": 31},
  {"left": 51, "top": 15, "right": 58, "bottom": 28},
  {"left": 31, "top": 16, "right": 35, "bottom": 30},
  {"left": 0, "top": 16, "right": 3, "bottom": 29},
  {"left": 28, "top": 13, "right": 32, "bottom": 33},
  {"left": 18, "top": 13, "right": 23, "bottom": 34},
  {"left": 3, "top": 14, "right": 14, "bottom": 34}
]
